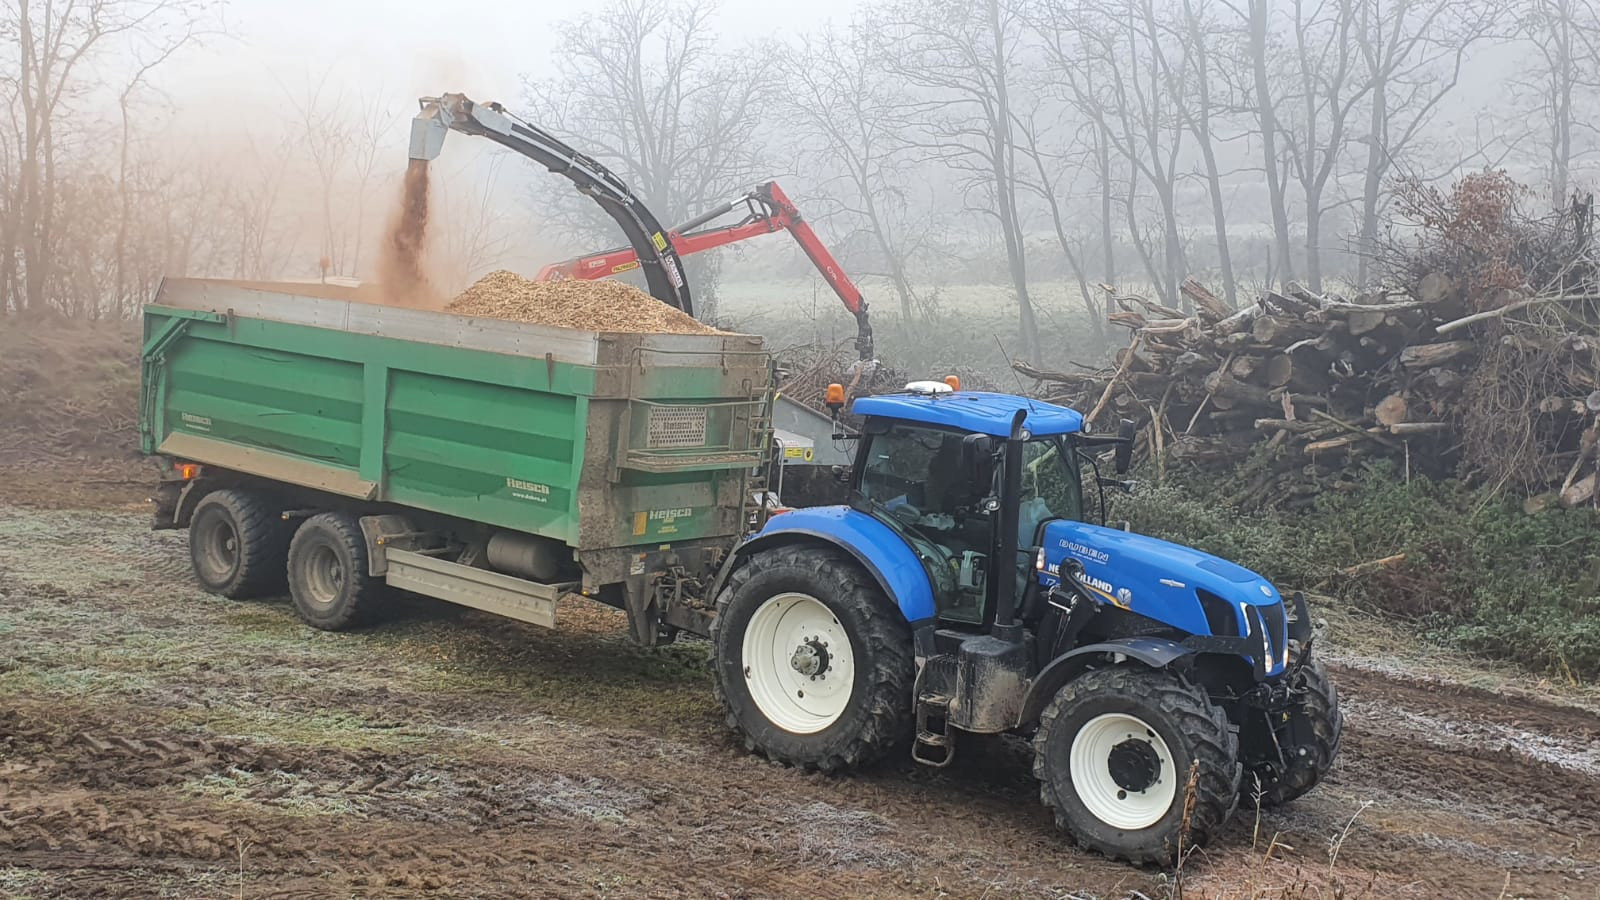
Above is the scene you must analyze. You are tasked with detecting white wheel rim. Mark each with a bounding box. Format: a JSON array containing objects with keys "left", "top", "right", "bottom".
[
  {"left": 1069, "top": 712, "right": 1178, "bottom": 830},
  {"left": 741, "top": 592, "right": 855, "bottom": 734}
]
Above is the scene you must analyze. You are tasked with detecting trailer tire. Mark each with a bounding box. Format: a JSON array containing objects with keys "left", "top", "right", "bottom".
[
  {"left": 188, "top": 489, "right": 289, "bottom": 599},
  {"left": 712, "top": 545, "right": 913, "bottom": 773},
  {"left": 287, "top": 512, "right": 383, "bottom": 631},
  {"left": 1033, "top": 666, "right": 1240, "bottom": 866},
  {"left": 1252, "top": 651, "right": 1341, "bottom": 808}
]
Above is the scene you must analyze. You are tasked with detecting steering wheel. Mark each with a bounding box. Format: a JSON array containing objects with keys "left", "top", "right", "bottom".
[{"left": 890, "top": 502, "right": 923, "bottom": 526}]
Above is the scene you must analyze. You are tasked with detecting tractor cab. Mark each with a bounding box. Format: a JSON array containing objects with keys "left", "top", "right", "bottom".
[{"left": 846, "top": 386, "right": 1093, "bottom": 629}]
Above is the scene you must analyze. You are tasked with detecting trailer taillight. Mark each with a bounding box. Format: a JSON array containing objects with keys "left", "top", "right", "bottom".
[{"left": 176, "top": 462, "right": 201, "bottom": 480}]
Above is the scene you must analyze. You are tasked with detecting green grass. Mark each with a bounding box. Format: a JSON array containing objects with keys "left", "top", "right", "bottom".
[{"left": 1112, "top": 460, "right": 1600, "bottom": 680}]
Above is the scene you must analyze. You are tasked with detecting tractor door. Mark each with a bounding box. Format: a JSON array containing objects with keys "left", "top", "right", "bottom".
[{"left": 852, "top": 421, "right": 994, "bottom": 624}]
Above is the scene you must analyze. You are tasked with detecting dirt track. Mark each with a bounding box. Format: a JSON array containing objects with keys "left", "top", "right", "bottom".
[{"left": 3, "top": 478, "right": 1599, "bottom": 898}]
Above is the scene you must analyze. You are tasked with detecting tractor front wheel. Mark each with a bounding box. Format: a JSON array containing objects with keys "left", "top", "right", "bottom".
[
  {"left": 1251, "top": 651, "right": 1342, "bottom": 807},
  {"left": 712, "top": 545, "right": 913, "bottom": 772},
  {"left": 1033, "top": 666, "right": 1240, "bottom": 865}
]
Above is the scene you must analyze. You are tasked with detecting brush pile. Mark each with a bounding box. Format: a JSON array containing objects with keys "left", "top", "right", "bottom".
[{"left": 1020, "top": 173, "right": 1600, "bottom": 510}]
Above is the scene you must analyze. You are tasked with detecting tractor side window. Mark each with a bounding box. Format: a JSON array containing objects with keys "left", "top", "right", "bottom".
[
  {"left": 858, "top": 426, "right": 975, "bottom": 517},
  {"left": 858, "top": 425, "right": 992, "bottom": 624}
]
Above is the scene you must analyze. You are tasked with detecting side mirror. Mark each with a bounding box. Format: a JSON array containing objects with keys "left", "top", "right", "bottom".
[
  {"left": 1114, "top": 419, "right": 1136, "bottom": 474},
  {"left": 960, "top": 433, "right": 995, "bottom": 483}
]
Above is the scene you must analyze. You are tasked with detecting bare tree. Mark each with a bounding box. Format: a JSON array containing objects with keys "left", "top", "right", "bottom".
[
  {"left": 1, "top": 0, "right": 208, "bottom": 315},
  {"left": 875, "top": 0, "right": 1042, "bottom": 361},
  {"left": 1515, "top": 0, "right": 1600, "bottom": 206},
  {"left": 1014, "top": 107, "right": 1104, "bottom": 338},
  {"left": 1277, "top": 0, "right": 1371, "bottom": 293},
  {"left": 784, "top": 26, "right": 926, "bottom": 321},
  {"left": 1352, "top": 0, "right": 1498, "bottom": 287},
  {"left": 1223, "top": 0, "right": 1298, "bottom": 288},
  {"left": 523, "top": 0, "right": 769, "bottom": 313},
  {"left": 1169, "top": 0, "right": 1243, "bottom": 305},
  {"left": 1037, "top": 0, "right": 1190, "bottom": 308}
]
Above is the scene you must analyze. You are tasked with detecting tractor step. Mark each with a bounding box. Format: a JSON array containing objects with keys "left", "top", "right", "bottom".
[{"left": 912, "top": 654, "right": 958, "bottom": 768}]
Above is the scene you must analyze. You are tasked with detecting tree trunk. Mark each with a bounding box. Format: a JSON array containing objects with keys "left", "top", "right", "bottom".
[{"left": 1248, "top": 0, "right": 1294, "bottom": 288}]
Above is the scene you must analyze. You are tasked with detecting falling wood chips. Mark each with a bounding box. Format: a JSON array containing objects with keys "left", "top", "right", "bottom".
[{"left": 445, "top": 270, "right": 725, "bottom": 335}]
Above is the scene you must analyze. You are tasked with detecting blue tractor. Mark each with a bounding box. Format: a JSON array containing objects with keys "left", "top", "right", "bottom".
[{"left": 711, "top": 382, "right": 1341, "bottom": 864}]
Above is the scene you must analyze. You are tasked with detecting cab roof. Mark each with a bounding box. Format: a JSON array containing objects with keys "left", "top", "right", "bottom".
[{"left": 850, "top": 391, "right": 1085, "bottom": 438}]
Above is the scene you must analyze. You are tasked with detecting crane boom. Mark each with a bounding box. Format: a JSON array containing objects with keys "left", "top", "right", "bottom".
[
  {"left": 537, "top": 182, "right": 874, "bottom": 361},
  {"left": 409, "top": 93, "right": 693, "bottom": 316}
]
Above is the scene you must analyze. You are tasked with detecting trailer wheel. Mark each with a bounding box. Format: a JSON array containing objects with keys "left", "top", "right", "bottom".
[
  {"left": 287, "top": 513, "right": 383, "bottom": 631},
  {"left": 1033, "top": 666, "right": 1240, "bottom": 866},
  {"left": 1252, "top": 651, "right": 1341, "bottom": 807},
  {"left": 712, "top": 545, "right": 913, "bottom": 773},
  {"left": 188, "top": 489, "right": 289, "bottom": 599}
]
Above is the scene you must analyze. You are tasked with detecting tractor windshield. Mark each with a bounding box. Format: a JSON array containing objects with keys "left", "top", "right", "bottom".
[{"left": 1022, "top": 437, "right": 1084, "bottom": 541}]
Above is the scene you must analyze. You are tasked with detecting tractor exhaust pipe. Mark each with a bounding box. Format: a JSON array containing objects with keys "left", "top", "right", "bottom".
[{"left": 991, "top": 408, "right": 1028, "bottom": 641}]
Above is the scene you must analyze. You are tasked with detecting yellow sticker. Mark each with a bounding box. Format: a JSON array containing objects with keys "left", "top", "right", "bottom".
[
  {"left": 632, "top": 511, "right": 648, "bottom": 536},
  {"left": 611, "top": 260, "right": 640, "bottom": 274},
  {"left": 652, "top": 232, "right": 668, "bottom": 251}
]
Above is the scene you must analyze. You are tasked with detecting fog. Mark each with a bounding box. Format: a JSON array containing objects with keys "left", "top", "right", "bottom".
[{"left": 3, "top": 0, "right": 1596, "bottom": 368}]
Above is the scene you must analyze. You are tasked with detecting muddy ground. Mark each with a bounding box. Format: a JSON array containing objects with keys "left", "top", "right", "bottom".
[
  {"left": 3, "top": 323, "right": 1600, "bottom": 898},
  {"left": 3, "top": 476, "right": 1599, "bottom": 899}
]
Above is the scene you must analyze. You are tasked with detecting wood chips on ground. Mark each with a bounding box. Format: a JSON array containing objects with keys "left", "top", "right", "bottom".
[{"left": 445, "top": 270, "right": 724, "bottom": 335}]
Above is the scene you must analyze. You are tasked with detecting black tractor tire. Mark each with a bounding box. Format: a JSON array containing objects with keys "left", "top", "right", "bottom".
[
  {"left": 1253, "top": 652, "right": 1342, "bottom": 808},
  {"left": 188, "top": 489, "right": 290, "bottom": 599},
  {"left": 286, "top": 512, "right": 383, "bottom": 631},
  {"left": 1033, "top": 666, "right": 1240, "bottom": 866},
  {"left": 712, "top": 545, "right": 914, "bottom": 773}
]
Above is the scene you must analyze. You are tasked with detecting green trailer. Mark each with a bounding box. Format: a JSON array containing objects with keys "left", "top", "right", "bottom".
[{"left": 142, "top": 277, "right": 772, "bottom": 643}]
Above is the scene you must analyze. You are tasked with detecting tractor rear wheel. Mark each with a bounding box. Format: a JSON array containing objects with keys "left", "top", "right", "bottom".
[
  {"left": 188, "top": 489, "right": 290, "bottom": 599},
  {"left": 712, "top": 545, "right": 913, "bottom": 772},
  {"left": 1033, "top": 666, "right": 1239, "bottom": 865},
  {"left": 1252, "top": 651, "right": 1342, "bottom": 807}
]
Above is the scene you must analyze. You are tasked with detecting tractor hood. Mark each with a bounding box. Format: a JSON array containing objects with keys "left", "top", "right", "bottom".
[{"left": 1036, "top": 520, "right": 1289, "bottom": 674}]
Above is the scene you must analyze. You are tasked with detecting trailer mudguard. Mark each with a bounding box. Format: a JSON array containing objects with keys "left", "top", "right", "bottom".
[
  {"left": 1016, "top": 636, "right": 1195, "bottom": 726},
  {"left": 727, "top": 505, "right": 936, "bottom": 624}
]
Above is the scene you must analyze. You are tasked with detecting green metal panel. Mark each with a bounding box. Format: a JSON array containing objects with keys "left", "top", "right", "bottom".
[
  {"left": 141, "top": 289, "right": 770, "bottom": 559},
  {"left": 384, "top": 369, "right": 584, "bottom": 543}
]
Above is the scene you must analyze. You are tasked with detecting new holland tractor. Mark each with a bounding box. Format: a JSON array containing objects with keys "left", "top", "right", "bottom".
[{"left": 712, "top": 382, "right": 1341, "bottom": 864}]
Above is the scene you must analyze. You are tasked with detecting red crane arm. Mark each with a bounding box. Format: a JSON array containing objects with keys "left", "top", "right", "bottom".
[{"left": 535, "top": 182, "right": 873, "bottom": 359}]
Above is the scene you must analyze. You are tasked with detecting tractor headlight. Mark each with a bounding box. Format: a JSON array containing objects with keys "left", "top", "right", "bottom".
[{"left": 1035, "top": 547, "right": 1046, "bottom": 571}]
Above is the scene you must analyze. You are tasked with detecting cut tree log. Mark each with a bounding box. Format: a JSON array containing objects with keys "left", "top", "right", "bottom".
[
  {"left": 1181, "top": 277, "right": 1231, "bottom": 323},
  {"left": 1263, "top": 354, "right": 1294, "bottom": 388},
  {"left": 1561, "top": 472, "right": 1597, "bottom": 507},
  {"left": 1388, "top": 421, "right": 1449, "bottom": 435},
  {"left": 1399, "top": 341, "right": 1475, "bottom": 368},
  {"left": 1203, "top": 371, "right": 1276, "bottom": 408},
  {"left": 1251, "top": 315, "right": 1321, "bottom": 344},
  {"left": 1304, "top": 433, "right": 1365, "bottom": 454},
  {"left": 1375, "top": 394, "right": 1409, "bottom": 427},
  {"left": 1416, "top": 271, "right": 1455, "bottom": 304},
  {"left": 1212, "top": 304, "right": 1260, "bottom": 337},
  {"left": 1345, "top": 309, "right": 1389, "bottom": 336}
]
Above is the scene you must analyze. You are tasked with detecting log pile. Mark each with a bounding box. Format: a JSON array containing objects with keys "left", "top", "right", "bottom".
[{"left": 1018, "top": 275, "right": 1600, "bottom": 509}]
